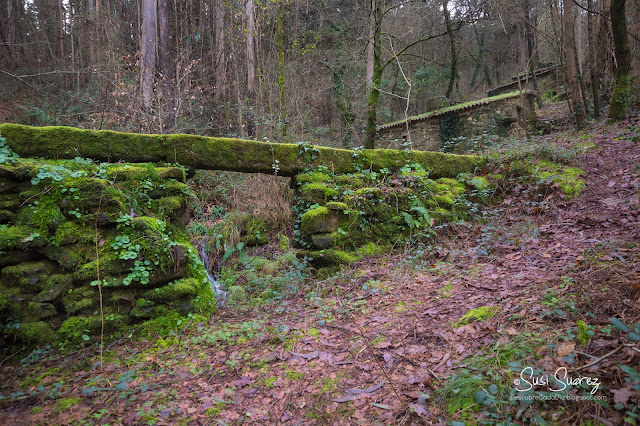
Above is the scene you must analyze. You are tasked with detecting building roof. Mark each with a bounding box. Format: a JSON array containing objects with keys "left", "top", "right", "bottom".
[
  {"left": 377, "top": 90, "right": 537, "bottom": 133},
  {"left": 487, "top": 65, "right": 560, "bottom": 97}
]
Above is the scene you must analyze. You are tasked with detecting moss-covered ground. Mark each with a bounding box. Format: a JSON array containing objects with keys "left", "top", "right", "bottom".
[{"left": 1, "top": 106, "right": 640, "bottom": 424}]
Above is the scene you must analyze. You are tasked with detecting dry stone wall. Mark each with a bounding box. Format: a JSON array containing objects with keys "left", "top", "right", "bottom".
[
  {"left": 377, "top": 92, "right": 537, "bottom": 152},
  {"left": 0, "top": 154, "right": 214, "bottom": 349}
]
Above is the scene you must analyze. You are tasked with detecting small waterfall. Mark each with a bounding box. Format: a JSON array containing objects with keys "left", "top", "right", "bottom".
[{"left": 197, "top": 243, "right": 227, "bottom": 306}]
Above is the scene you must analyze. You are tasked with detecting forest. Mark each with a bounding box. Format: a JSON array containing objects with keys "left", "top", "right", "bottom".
[{"left": 1, "top": 0, "right": 640, "bottom": 423}]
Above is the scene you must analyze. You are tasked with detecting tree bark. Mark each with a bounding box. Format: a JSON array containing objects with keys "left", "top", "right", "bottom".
[
  {"left": 58, "top": 0, "right": 64, "bottom": 59},
  {"left": 214, "top": 0, "right": 226, "bottom": 103},
  {"left": 364, "top": 0, "right": 381, "bottom": 149},
  {"left": 158, "top": 0, "right": 175, "bottom": 130},
  {"left": 277, "top": 2, "right": 287, "bottom": 138},
  {"left": 587, "top": 0, "right": 600, "bottom": 118},
  {"left": 443, "top": 0, "right": 457, "bottom": 102},
  {"left": 140, "top": 0, "right": 157, "bottom": 109},
  {"left": 6, "top": 0, "right": 14, "bottom": 55},
  {"left": 608, "top": 0, "right": 631, "bottom": 121},
  {"left": 563, "top": 0, "right": 584, "bottom": 125},
  {"left": 365, "top": 0, "right": 375, "bottom": 87},
  {"left": 245, "top": 0, "right": 256, "bottom": 137}
]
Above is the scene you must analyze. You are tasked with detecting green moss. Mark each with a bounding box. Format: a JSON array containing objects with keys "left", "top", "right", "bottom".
[
  {"left": 285, "top": 370, "right": 304, "bottom": 380},
  {"left": 300, "top": 182, "right": 339, "bottom": 204},
  {"left": 58, "top": 313, "right": 127, "bottom": 342},
  {"left": 10, "top": 321, "right": 54, "bottom": 345},
  {"left": 277, "top": 234, "right": 290, "bottom": 251},
  {"left": 0, "top": 225, "right": 45, "bottom": 250},
  {"left": 263, "top": 376, "right": 278, "bottom": 388},
  {"left": 51, "top": 222, "right": 94, "bottom": 246},
  {"left": 325, "top": 201, "right": 349, "bottom": 211},
  {"left": 296, "top": 171, "right": 332, "bottom": 183},
  {"left": 0, "top": 209, "right": 15, "bottom": 223},
  {"left": 468, "top": 176, "right": 489, "bottom": 191},
  {"left": 305, "top": 249, "right": 358, "bottom": 267},
  {"left": 453, "top": 306, "right": 499, "bottom": 327},
  {"left": 515, "top": 160, "right": 585, "bottom": 198},
  {"left": 0, "top": 123, "right": 483, "bottom": 178},
  {"left": 23, "top": 301, "right": 56, "bottom": 321},
  {"left": 0, "top": 196, "right": 20, "bottom": 211},
  {"left": 356, "top": 242, "right": 386, "bottom": 257},
  {"left": 62, "top": 286, "right": 96, "bottom": 315},
  {"left": 433, "top": 194, "right": 455, "bottom": 209},
  {"left": 435, "top": 177, "right": 466, "bottom": 196},
  {"left": 205, "top": 403, "right": 225, "bottom": 418},
  {"left": 154, "top": 196, "right": 185, "bottom": 219},
  {"left": 380, "top": 90, "right": 533, "bottom": 129},
  {"left": 311, "top": 232, "right": 339, "bottom": 249},
  {"left": 1, "top": 261, "right": 57, "bottom": 290},
  {"left": 301, "top": 206, "right": 329, "bottom": 234},
  {"left": 608, "top": 71, "right": 630, "bottom": 122},
  {"left": 144, "top": 278, "right": 198, "bottom": 302},
  {"left": 55, "top": 397, "right": 82, "bottom": 413},
  {"left": 42, "top": 244, "right": 92, "bottom": 270}
]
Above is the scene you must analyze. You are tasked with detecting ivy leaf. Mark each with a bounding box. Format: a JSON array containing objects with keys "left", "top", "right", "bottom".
[
  {"left": 472, "top": 390, "right": 487, "bottom": 403},
  {"left": 610, "top": 318, "right": 631, "bottom": 333}
]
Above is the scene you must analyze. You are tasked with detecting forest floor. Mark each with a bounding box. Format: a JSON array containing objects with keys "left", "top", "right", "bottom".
[{"left": 1, "top": 108, "right": 640, "bottom": 425}]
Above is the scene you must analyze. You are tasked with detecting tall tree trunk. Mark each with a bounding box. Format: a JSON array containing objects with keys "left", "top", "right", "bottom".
[
  {"left": 158, "top": 0, "right": 175, "bottom": 130},
  {"left": 596, "top": 0, "right": 613, "bottom": 84},
  {"left": 58, "top": 0, "right": 64, "bottom": 59},
  {"left": 443, "top": 0, "right": 457, "bottom": 102},
  {"left": 364, "top": 0, "right": 381, "bottom": 149},
  {"left": 563, "top": 0, "right": 584, "bottom": 125},
  {"left": 523, "top": 0, "right": 542, "bottom": 106},
  {"left": 214, "top": 0, "right": 226, "bottom": 103},
  {"left": 87, "top": 0, "right": 97, "bottom": 73},
  {"left": 6, "top": 0, "right": 14, "bottom": 56},
  {"left": 245, "top": 0, "right": 256, "bottom": 138},
  {"left": 140, "top": 0, "right": 157, "bottom": 110},
  {"left": 365, "top": 0, "right": 375, "bottom": 87},
  {"left": 587, "top": 0, "right": 600, "bottom": 117},
  {"left": 277, "top": 2, "right": 286, "bottom": 138},
  {"left": 608, "top": 0, "right": 631, "bottom": 121}
]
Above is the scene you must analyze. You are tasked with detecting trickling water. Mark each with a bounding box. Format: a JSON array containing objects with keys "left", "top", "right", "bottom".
[{"left": 198, "top": 243, "right": 227, "bottom": 306}]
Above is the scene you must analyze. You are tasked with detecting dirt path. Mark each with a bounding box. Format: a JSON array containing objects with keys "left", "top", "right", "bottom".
[{"left": 1, "top": 117, "right": 639, "bottom": 425}]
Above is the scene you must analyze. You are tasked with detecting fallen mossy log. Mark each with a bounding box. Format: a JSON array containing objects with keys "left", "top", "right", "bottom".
[{"left": 0, "top": 123, "right": 484, "bottom": 177}]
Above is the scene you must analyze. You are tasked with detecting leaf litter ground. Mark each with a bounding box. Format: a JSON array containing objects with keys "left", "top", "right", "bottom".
[{"left": 1, "top": 112, "right": 640, "bottom": 424}]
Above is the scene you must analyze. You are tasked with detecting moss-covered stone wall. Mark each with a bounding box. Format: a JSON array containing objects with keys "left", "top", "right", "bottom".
[
  {"left": 376, "top": 92, "right": 537, "bottom": 152},
  {"left": 292, "top": 165, "right": 489, "bottom": 272},
  {"left": 0, "top": 156, "right": 214, "bottom": 349}
]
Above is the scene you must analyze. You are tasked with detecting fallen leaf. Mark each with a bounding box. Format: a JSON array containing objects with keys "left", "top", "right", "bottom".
[
  {"left": 409, "top": 403, "right": 429, "bottom": 416},
  {"left": 331, "top": 395, "right": 359, "bottom": 403},
  {"left": 291, "top": 351, "right": 318, "bottom": 360},
  {"left": 234, "top": 377, "right": 254, "bottom": 389},
  {"left": 556, "top": 342, "right": 575, "bottom": 358},
  {"left": 601, "top": 197, "right": 622, "bottom": 207},
  {"left": 345, "top": 380, "right": 385, "bottom": 395},
  {"left": 370, "top": 403, "right": 392, "bottom": 410},
  {"left": 612, "top": 386, "right": 636, "bottom": 405}
]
